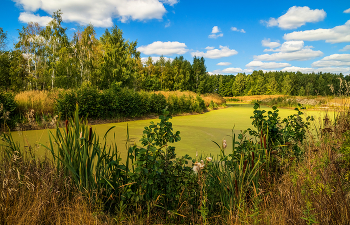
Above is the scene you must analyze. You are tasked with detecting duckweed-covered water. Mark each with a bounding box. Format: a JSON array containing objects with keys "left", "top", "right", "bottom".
[{"left": 8, "top": 104, "right": 331, "bottom": 160}]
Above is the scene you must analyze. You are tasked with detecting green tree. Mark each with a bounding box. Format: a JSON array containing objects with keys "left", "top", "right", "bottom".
[
  {"left": 281, "top": 75, "right": 292, "bottom": 95},
  {"left": 98, "top": 25, "right": 140, "bottom": 89},
  {"left": 232, "top": 73, "right": 246, "bottom": 96}
]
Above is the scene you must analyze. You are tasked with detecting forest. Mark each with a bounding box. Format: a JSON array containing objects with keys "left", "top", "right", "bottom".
[{"left": 0, "top": 10, "right": 349, "bottom": 96}]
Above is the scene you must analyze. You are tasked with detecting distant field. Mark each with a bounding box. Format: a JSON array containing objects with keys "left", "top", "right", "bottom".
[
  {"left": 10, "top": 103, "right": 330, "bottom": 161},
  {"left": 225, "top": 95, "right": 350, "bottom": 109}
]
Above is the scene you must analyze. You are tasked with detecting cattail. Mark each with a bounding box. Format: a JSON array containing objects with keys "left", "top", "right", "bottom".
[
  {"left": 88, "top": 127, "right": 92, "bottom": 142},
  {"left": 65, "top": 120, "right": 68, "bottom": 134},
  {"left": 260, "top": 129, "right": 263, "bottom": 148},
  {"left": 263, "top": 135, "right": 267, "bottom": 149},
  {"left": 251, "top": 152, "right": 255, "bottom": 169},
  {"left": 235, "top": 180, "right": 239, "bottom": 198},
  {"left": 243, "top": 160, "right": 248, "bottom": 173}
]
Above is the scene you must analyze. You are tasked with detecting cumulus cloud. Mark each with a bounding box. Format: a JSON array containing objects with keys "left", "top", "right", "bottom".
[
  {"left": 261, "top": 6, "right": 326, "bottom": 29},
  {"left": 141, "top": 56, "right": 173, "bottom": 64},
  {"left": 255, "top": 48, "right": 322, "bottom": 61},
  {"left": 191, "top": 46, "right": 238, "bottom": 59},
  {"left": 340, "top": 45, "right": 350, "bottom": 52},
  {"left": 137, "top": 41, "right": 188, "bottom": 55},
  {"left": 311, "top": 54, "right": 350, "bottom": 67},
  {"left": 231, "top": 27, "right": 245, "bottom": 33},
  {"left": 344, "top": 8, "right": 350, "bottom": 13},
  {"left": 212, "top": 26, "right": 220, "bottom": 34},
  {"left": 13, "top": 0, "right": 175, "bottom": 27},
  {"left": 209, "top": 26, "right": 223, "bottom": 39},
  {"left": 262, "top": 38, "right": 281, "bottom": 49},
  {"left": 281, "top": 66, "right": 350, "bottom": 74},
  {"left": 18, "top": 12, "right": 52, "bottom": 26},
  {"left": 254, "top": 41, "right": 323, "bottom": 61},
  {"left": 217, "top": 62, "right": 232, "bottom": 66},
  {"left": 246, "top": 61, "right": 291, "bottom": 69},
  {"left": 284, "top": 20, "right": 350, "bottom": 43}
]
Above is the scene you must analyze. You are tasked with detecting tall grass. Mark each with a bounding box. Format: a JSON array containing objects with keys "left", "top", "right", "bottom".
[{"left": 15, "top": 90, "right": 58, "bottom": 115}]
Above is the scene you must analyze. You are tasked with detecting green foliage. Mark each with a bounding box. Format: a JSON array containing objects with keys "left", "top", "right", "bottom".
[
  {"left": 55, "top": 86, "right": 207, "bottom": 119},
  {"left": 126, "top": 110, "right": 195, "bottom": 210},
  {"left": 42, "top": 105, "right": 125, "bottom": 208},
  {"left": 0, "top": 92, "right": 17, "bottom": 128},
  {"left": 247, "top": 102, "right": 313, "bottom": 158}
]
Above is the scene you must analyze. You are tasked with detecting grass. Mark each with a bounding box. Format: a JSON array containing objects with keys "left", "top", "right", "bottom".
[
  {"left": 14, "top": 90, "right": 59, "bottom": 116},
  {"left": 226, "top": 94, "right": 350, "bottom": 110}
]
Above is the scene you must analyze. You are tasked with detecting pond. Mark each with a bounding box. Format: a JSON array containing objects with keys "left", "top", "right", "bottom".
[{"left": 7, "top": 103, "right": 331, "bottom": 160}]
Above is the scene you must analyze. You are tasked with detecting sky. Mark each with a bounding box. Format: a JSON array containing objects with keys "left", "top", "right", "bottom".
[{"left": 1, "top": 0, "right": 350, "bottom": 75}]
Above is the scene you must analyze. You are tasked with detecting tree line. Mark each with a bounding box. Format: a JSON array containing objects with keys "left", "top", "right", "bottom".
[{"left": 0, "top": 10, "right": 349, "bottom": 96}]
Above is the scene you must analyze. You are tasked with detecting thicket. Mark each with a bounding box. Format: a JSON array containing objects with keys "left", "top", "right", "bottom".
[
  {"left": 55, "top": 86, "right": 206, "bottom": 120},
  {"left": 4, "top": 102, "right": 349, "bottom": 224},
  {"left": 0, "top": 86, "right": 210, "bottom": 130}
]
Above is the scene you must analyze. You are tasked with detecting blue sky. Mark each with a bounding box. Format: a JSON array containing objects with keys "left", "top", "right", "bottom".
[{"left": 1, "top": 0, "right": 350, "bottom": 75}]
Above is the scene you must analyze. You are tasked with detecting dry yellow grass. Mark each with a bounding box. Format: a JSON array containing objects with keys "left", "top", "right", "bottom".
[
  {"left": 156, "top": 90, "right": 226, "bottom": 107},
  {"left": 225, "top": 95, "right": 285, "bottom": 103},
  {"left": 14, "top": 90, "right": 58, "bottom": 115},
  {"left": 0, "top": 154, "right": 111, "bottom": 224}
]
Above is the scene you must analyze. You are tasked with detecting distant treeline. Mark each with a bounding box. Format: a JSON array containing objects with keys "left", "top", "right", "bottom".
[{"left": 0, "top": 10, "right": 349, "bottom": 96}]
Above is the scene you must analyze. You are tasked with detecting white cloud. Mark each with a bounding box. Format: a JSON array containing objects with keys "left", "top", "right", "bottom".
[
  {"left": 209, "top": 33, "right": 223, "bottom": 39},
  {"left": 212, "top": 26, "right": 220, "bottom": 34},
  {"left": 246, "top": 61, "right": 291, "bottom": 69},
  {"left": 191, "top": 46, "right": 238, "bottom": 59},
  {"left": 231, "top": 27, "right": 245, "bottom": 33},
  {"left": 261, "top": 6, "right": 326, "bottom": 29},
  {"left": 311, "top": 54, "right": 350, "bottom": 67},
  {"left": 209, "top": 26, "right": 223, "bottom": 39},
  {"left": 344, "top": 8, "right": 350, "bottom": 13},
  {"left": 13, "top": 0, "right": 174, "bottom": 27},
  {"left": 160, "top": 0, "right": 178, "bottom": 6},
  {"left": 281, "top": 66, "right": 350, "bottom": 74},
  {"left": 205, "top": 46, "right": 215, "bottom": 50},
  {"left": 141, "top": 56, "right": 173, "bottom": 64},
  {"left": 262, "top": 38, "right": 280, "bottom": 49},
  {"left": 18, "top": 12, "right": 52, "bottom": 26},
  {"left": 340, "top": 45, "right": 350, "bottom": 52},
  {"left": 209, "top": 68, "right": 253, "bottom": 75},
  {"left": 217, "top": 62, "right": 232, "bottom": 66},
  {"left": 165, "top": 20, "right": 171, "bottom": 28},
  {"left": 284, "top": 20, "right": 350, "bottom": 43},
  {"left": 254, "top": 41, "right": 323, "bottom": 61},
  {"left": 137, "top": 41, "right": 188, "bottom": 55}
]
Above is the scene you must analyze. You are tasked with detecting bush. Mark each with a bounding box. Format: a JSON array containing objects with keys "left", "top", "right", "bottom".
[{"left": 0, "top": 92, "right": 17, "bottom": 128}]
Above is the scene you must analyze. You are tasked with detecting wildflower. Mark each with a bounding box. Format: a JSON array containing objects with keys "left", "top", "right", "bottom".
[
  {"left": 193, "top": 162, "right": 200, "bottom": 173},
  {"left": 206, "top": 157, "right": 212, "bottom": 162},
  {"left": 222, "top": 139, "right": 227, "bottom": 149},
  {"left": 200, "top": 160, "right": 205, "bottom": 169},
  {"left": 193, "top": 160, "right": 205, "bottom": 173}
]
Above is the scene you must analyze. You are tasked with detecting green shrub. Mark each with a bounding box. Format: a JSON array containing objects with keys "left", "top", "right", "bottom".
[{"left": 0, "top": 92, "right": 17, "bottom": 128}]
